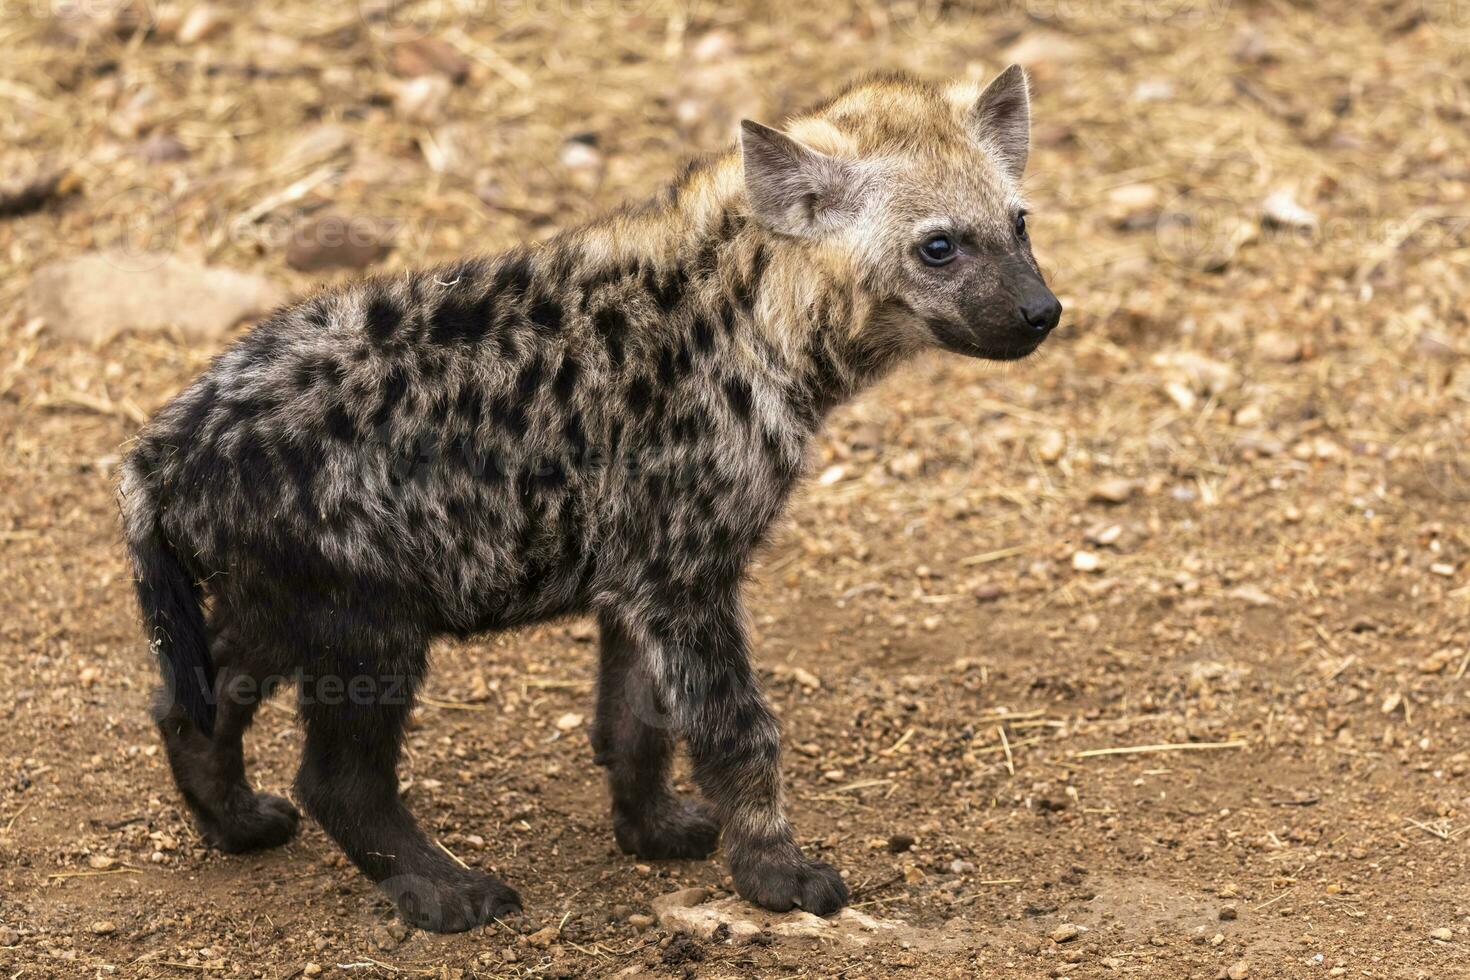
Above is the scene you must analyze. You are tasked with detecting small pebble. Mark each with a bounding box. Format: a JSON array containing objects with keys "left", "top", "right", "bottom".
[
  {"left": 1226, "top": 960, "right": 1250, "bottom": 979},
  {"left": 1430, "top": 927, "right": 1453, "bottom": 941},
  {"left": 90, "top": 920, "right": 117, "bottom": 936},
  {"left": 526, "top": 925, "right": 559, "bottom": 948},
  {"left": 1049, "top": 923, "right": 1080, "bottom": 943},
  {"left": 1218, "top": 905, "right": 1238, "bottom": 921}
]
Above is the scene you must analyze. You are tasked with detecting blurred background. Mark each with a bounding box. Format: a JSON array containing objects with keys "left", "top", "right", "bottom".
[{"left": 2, "top": 1, "right": 1468, "bottom": 977}]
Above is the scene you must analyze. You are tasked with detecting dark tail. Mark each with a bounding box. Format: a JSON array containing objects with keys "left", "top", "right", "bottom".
[{"left": 120, "top": 457, "right": 216, "bottom": 736}]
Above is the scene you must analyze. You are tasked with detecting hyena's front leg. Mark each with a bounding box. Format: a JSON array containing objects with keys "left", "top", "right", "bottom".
[
  {"left": 591, "top": 612, "right": 721, "bottom": 859},
  {"left": 634, "top": 596, "right": 849, "bottom": 915}
]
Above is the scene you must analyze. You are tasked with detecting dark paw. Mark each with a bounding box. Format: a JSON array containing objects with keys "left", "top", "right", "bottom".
[
  {"left": 732, "top": 850, "right": 848, "bottom": 916},
  {"left": 201, "top": 792, "right": 301, "bottom": 854},
  {"left": 614, "top": 799, "right": 722, "bottom": 860},
  {"left": 383, "top": 871, "right": 522, "bottom": 933}
]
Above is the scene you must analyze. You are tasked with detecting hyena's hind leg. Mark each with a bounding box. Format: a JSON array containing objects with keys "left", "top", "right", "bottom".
[
  {"left": 591, "top": 613, "right": 721, "bottom": 860},
  {"left": 291, "top": 612, "right": 521, "bottom": 933},
  {"left": 153, "top": 609, "right": 300, "bottom": 853}
]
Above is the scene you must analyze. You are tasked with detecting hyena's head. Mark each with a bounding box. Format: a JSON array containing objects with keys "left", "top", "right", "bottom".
[{"left": 740, "top": 66, "right": 1061, "bottom": 360}]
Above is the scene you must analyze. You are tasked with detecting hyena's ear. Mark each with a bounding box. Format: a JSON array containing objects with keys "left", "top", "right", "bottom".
[
  {"left": 965, "top": 64, "right": 1031, "bottom": 182},
  {"left": 740, "top": 120, "right": 862, "bottom": 239}
]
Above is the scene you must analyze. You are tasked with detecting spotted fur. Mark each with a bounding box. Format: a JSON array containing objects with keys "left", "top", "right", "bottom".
[{"left": 119, "top": 67, "right": 1061, "bottom": 930}]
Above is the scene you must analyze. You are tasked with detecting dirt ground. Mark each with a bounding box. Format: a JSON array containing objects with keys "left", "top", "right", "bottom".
[{"left": 3, "top": 0, "right": 1470, "bottom": 977}]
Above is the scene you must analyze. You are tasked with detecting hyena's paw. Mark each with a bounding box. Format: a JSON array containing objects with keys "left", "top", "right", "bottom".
[
  {"left": 384, "top": 870, "right": 522, "bottom": 933},
  {"left": 201, "top": 791, "right": 301, "bottom": 854},
  {"left": 614, "top": 799, "right": 722, "bottom": 860},
  {"left": 732, "top": 848, "right": 848, "bottom": 916}
]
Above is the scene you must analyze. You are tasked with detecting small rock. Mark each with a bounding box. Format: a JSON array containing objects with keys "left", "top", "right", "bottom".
[
  {"left": 823, "top": 769, "right": 846, "bottom": 783},
  {"left": 28, "top": 252, "right": 285, "bottom": 343},
  {"left": 791, "top": 667, "right": 821, "bottom": 690},
  {"left": 391, "top": 38, "right": 470, "bottom": 83},
  {"left": 303, "top": 964, "right": 322, "bottom": 978},
  {"left": 1430, "top": 927, "right": 1453, "bottom": 941},
  {"left": 1089, "top": 479, "right": 1136, "bottom": 504},
  {"left": 391, "top": 75, "right": 452, "bottom": 123},
  {"left": 526, "top": 925, "right": 559, "bottom": 948},
  {"left": 555, "top": 712, "right": 584, "bottom": 732},
  {"left": 559, "top": 134, "right": 603, "bottom": 191},
  {"left": 1036, "top": 429, "right": 1066, "bottom": 462},
  {"left": 974, "top": 583, "right": 1006, "bottom": 602},
  {"left": 1419, "top": 649, "right": 1457, "bottom": 674},
  {"left": 887, "top": 834, "right": 914, "bottom": 854},
  {"left": 1071, "top": 550, "right": 1102, "bottom": 573},
  {"left": 79, "top": 666, "right": 102, "bottom": 688},
  {"left": 87, "top": 854, "right": 115, "bottom": 870},
  {"left": 1049, "top": 922, "right": 1080, "bottom": 943},
  {"left": 1262, "top": 190, "right": 1317, "bottom": 232},
  {"left": 286, "top": 214, "right": 394, "bottom": 272},
  {"left": 1227, "top": 960, "right": 1250, "bottom": 979},
  {"left": 1254, "top": 330, "right": 1302, "bottom": 363},
  {"left": 1232, "top": 403, "right": 1265, "bottom": 427},
  {"left": 1227, "top": 585, "right": 1275, "bottom": 607},
  {"left": 627, "top": 913, "right": 654, "bottom": 929},
  {"left": 137, "top": 133, "right": 189, "bottom": 163},
  {"left": 90, "top": 920, "right": 117, "bottom": 935},
  {"left": 1131, "top": 78, "right": 1174, "bottom": 102},
  {"left": 0, "top": 926, "right": 20, "bottom": 946},
  {"left": 652, "top": 887, "right": 710, "bottom": 913},
  {"left": 1219, "top": 905, "right": 1238, "bottom": 921}
]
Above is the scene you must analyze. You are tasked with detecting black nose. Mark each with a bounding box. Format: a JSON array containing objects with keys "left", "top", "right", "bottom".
[{"left": 1021, "top": 292, "right": 1062, "bottom": 333}]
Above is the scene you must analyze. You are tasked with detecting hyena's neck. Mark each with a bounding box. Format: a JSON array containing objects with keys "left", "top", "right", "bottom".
[{"left": 573, "top": 160, "right": 914, "bottom": 430}]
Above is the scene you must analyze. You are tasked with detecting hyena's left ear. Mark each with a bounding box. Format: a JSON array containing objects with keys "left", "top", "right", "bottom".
[
  {"left": 740, "top": 120, "right": 863, "bottom": 239},
  {"left": 963, "top": 64, "right": 1031, "bottom": 182}
]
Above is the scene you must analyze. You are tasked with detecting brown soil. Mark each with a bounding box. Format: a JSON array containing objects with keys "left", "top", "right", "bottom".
[{"left": 2, "top": 1, "right": 1469, "bottom": 977}]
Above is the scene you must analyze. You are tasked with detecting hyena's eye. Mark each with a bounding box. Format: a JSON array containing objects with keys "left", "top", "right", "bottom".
[
  {"left": 1014, "top": 211, "right": 1028, "bottom": 239},
  {"left": 917, "top": 234, "right": 957, "bottom": 266}
]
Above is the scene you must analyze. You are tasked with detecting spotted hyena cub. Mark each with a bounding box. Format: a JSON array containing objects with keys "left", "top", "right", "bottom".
[{"left": 120, "top": 66, "right": 1061, "bottom": 932}]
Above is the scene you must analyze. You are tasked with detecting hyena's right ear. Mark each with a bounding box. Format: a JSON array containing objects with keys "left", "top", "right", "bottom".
[
  {"left": 740, "top": 120, "right": 862, "bottom": 239},
  {"left": 964, "top": 64, "right": 1031, "bottom": 182}
]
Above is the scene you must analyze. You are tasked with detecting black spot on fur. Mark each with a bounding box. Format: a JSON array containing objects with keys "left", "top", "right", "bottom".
[
  {"left": 656, "top": 346, "right": 677, "bottom": 388},
  {"left": 528, "top": 297, "right": 563, "bottom": 333},
  {"left": 493, "top": 252, "right": 535, "bottom": 296},
  {"left": 626, "top": 377, "right": 652, "bottom": 416},
  {"left": 515, "top": 356, "right": 545, "bottom": 404},
  {"left": 593, "top": 307, "right": 626, "bottom": 369},
  {"left": 324, "top": 402, "right": 358, "bottom": 443},
  {"left": 552, "top": 356, "right": 580, "bottom": 403},
  {"left": 723, "top": 377, "right": 752, "bottom": 423},
  {"left": 364, "top": 297, "right": 403, "bottom": 345},
  {"left": 641, "top": 264, "right": 685, "bottom": 315},
  {"left": 371, "top": 366, "right": 409, "bottom": 429},
  {"left": 691, "top": 315, "right": 714, "bottom": 354},
  {"left": 429, "top": 290, "right": 495, "bottom": 346}
]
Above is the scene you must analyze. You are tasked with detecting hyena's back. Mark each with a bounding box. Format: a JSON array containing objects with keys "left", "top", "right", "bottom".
[{"left": 127, "top": 252, "right": 627, "bottom": 635}]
